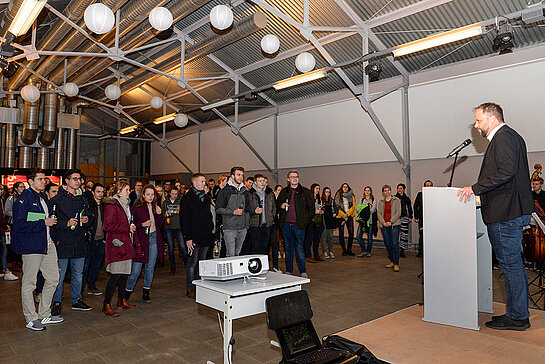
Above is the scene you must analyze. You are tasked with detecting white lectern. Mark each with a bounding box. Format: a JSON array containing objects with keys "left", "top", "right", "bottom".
[{"left": 423, "top": 187, "right": 493, "bottom": 330}]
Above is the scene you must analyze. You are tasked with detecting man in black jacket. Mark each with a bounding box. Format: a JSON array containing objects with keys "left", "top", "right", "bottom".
[
  {"left": 276, "top": 170, "right": 314, "bottom": 277},
  {"left": 459, "top": 102, "right": 534, "bottom": 331},
  {"left": 181, "top": 173, "right": 214, "bottom": 299},
  {"left": 413, "top": 180, "right": 433, "bottom": 258},
  {"left": 82, "top": 183, "right": 105, "bottom": 296},
  {"left": 50, "top": 169, "right": 93, "bottom": 314}
]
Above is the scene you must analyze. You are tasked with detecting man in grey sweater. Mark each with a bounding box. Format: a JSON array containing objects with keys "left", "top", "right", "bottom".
[{"left": 215, "top": 166, "right": 250, "bottom": 257}]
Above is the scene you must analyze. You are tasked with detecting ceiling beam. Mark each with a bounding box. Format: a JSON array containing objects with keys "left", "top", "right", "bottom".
[{"left": 366, "top": 0, "right": 454, "bottom": 28}]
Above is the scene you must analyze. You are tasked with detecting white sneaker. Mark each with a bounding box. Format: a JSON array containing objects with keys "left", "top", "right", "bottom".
[
  {"left": 329, "top": 252, "right": 335, "bottom": 259},
  {"left": 4, "top": 272, "right": 18, "bottom": 281},
  {"left": 26, "top": 319, "right": 46, "bottom": 331},
  {"left": 301, "top": 272, "right": 309, "bottom": 278},
  {"left": 41, "top": 316, "right": 64, "bottom": 325},
  {"left": 272, "top": 267, "right": 283, "bottom": 274},
  {"left": 323, "top": 252, "right": 330, "bottom": 259},
  {"left": 0, "top": 273, "right": 4, "bottom": 278}
]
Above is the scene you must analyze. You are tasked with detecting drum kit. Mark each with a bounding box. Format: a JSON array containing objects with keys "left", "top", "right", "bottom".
[{"left": 523, "top": 164, "right": 545, "bottom": 310}]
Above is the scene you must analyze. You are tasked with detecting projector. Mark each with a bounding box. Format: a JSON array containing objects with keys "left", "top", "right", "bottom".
[{"left": 199, "top": 255, "right": 269, "bottom": 281}]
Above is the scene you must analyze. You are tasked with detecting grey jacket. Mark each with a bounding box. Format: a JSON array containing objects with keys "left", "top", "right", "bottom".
[
  {"left": 377, "top": 196, "right": 402, "bottom": 227},
  {"left": 215, "top": 179, "right": 250, "bottom": 230},
  {"left": 248, "top": 187, "right": 277, "bottom": 228}
]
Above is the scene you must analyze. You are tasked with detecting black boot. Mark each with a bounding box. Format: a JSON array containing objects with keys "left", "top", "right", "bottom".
[
  {"left": 125, "top": 289, "right": 132, "bottom": 300},
  {"left": 142, "top": 288, "right": 151, "bottom": 303}
]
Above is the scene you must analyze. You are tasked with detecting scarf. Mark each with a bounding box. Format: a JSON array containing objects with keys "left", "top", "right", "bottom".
[
  {"left": 192, "top": 186, "right": 206, "bottom": 202},
  {"left": 336, "top": 190, "right": 354, "bottom": 208},
  {"left": 113, "top": 195, "right": 131, "bottom": 220}
]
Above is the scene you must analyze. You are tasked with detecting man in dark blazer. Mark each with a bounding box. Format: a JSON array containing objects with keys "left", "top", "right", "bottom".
[{"left": 459, "top": 102, "right": 534, "bottom": 331}]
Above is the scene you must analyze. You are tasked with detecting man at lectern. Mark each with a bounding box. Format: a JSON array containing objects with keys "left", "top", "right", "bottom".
[{"left": 458, "top": 102, "right": 534, "bottom": 331}]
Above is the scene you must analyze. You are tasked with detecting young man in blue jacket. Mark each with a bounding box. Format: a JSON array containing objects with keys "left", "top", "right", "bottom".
[{"left": 12, "top": 169, "right": 63, "bottom": 331}]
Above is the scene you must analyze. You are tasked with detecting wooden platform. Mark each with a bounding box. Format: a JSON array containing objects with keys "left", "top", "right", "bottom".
[{"left": 339, "top": 303, "right": 545, "bottom": 364}]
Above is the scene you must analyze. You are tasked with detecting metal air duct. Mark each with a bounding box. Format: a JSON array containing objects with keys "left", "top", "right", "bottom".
[
  {"left": 46, "top": 0, "right": 169, "bottom": 85},
  {"left": 66, "top": 128, "right": 77, "bottom": 169},
  {"left": 39, "top": 84, "right": 58, "bottom": 146},
  {"left": 19, "top": 146, "right": 33, "bottom": 168},
  {"left": 7, "top": 0, "right": 96, "bottom": 90},
  {"left": 98, "top": 12, "right": 267, "bottom": 98},
  {"left": 37, "top": 147, "right": 49, "bottom": 169},
  {"left": 4, "top": 94, "right": 17, "bottom": 168},
  {"left": 54, "top": 128, "right": 65, "bottom": 169},
  {"left": 70, "top": 0, "right": 212, "bottom": 85},
  {"left": 21, "top": 81, "right": 40, "bottom": 145}
]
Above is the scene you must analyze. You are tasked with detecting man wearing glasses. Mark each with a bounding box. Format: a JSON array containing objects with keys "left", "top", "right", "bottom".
[
  {"left": 276, "top": 170, "right": 314, "bottom": 278},
  {"left": 50, "top": 169, "right": 93, "bottom": 315}
]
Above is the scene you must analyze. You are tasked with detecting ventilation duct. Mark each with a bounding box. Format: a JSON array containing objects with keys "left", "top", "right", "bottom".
[
  {"left": 19, "top": 146, "right": 33, "bottom": 168},
  {"left": 70, "top": 0, "right": 212, "bottom": 85},
  {"left": 4, "top": 95, "right": 17, "bottom": 168},
  {"left": 45, "top": 0, "right": 169, "bottom": 85},
  {"left": 37, "top": 147, "right": 49, "bottom": 169},
  {"left": 7, "top": 0, "right": 96, "bottom": 91},
  {"left": 39, "top": 84, "right": 58, "bottom": 146},
  {"left": 66, "top": 128, "right": 77, "bottom": 169},
  {"left": 93, "top": 12, "right": 267, "bottom": 98},
  {"left": 21, "top": 82, "right": 40, "bottom": 145},
  {"left": 54, "top": 128, "right": 65, "bottom": 169}
]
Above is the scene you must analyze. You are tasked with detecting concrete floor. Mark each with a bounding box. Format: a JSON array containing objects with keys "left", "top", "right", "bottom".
[{"left": 0, "top": 244, "right": 515, "bottom": 364}]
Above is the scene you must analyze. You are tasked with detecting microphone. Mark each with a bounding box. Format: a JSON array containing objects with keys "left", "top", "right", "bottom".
[{"left": 446, "top": 139, "right": 472, "bottom": 158}]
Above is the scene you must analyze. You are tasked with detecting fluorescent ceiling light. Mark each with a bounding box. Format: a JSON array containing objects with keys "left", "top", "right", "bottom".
[
  {"left": 273, "top": 69, "right": 327, "bottom": 91},
  {"left": 119, "top": 125, "right": 138, "bottom": 135},
  {"left": 392, "top": 23, "right": 484, "bottom": 57},
  {"left": 9, "top": 0, "right": 48, "bottom": 37},
  {"left": 153, "top": 113, "right": 176, "bottom": 125},
  {"left": 201, "top": 98, "right": 235, "bottom": 111}
]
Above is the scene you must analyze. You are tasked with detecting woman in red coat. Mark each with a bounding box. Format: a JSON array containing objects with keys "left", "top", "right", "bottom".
[
  {"left": 126, "top": 184, "right": 164, "bottom": 303},
  {"left": 102, "top": 181, "right": 137, "bottom": 317}
]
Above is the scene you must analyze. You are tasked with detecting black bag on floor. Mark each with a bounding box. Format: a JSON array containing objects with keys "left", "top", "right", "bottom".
[{"left": 322, "top": 335, "right": 390, "bottom": 364}]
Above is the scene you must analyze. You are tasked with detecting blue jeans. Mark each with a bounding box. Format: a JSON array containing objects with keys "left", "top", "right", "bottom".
[
  {"left": 53, "top": 257, "right": 85, "bottom": 304},
  {"left": 281, "top": 223, "right": 306, "bottom": 274},
  {"left": 357, "top": 223, "right": 374, "bottom": 254},
  {"left": 487, "top": 214, "right": 531, "bottom": 320},
  {"left": 165, "top": 229, "right": 187, "bottom": 266},
  {"left": 83, "top": 240, "right": 105, "bottom": 291},
  {"left": 127, "top": 231, "right": 158, "bottom": 291},
  {"left": 1, "top": 235, "right": 7, "bottom": 272},
  {"left": 381, "top": 225, "right": 400, "bottom": 265}
]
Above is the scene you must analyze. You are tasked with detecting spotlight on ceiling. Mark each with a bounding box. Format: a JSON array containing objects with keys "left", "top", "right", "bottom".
[
  {"left": 493, "top": 23, "right": 514, "bottom": 55},
  {"left": 493, "top": 31, "right": 514, "bottom": 55},
  {"left": 0, "top": 58, "right": 17, "bottom": 77},
  {"left": 365, "top": 63, "right": 381, "bottom": 82}
]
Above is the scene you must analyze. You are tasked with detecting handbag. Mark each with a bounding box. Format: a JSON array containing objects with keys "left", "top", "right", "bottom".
[{"left": 322, "top": 335, "right": 389, "bottom": 364}]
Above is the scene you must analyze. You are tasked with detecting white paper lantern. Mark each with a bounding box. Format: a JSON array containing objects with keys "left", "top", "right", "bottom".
[
  {"left": 21, "top": 85, "right": 40, "bottom": 103},
  {"left": 105, "top": 84, "right": 121, "bottom": 100},
  {"left": 84, "top": 4, "right": 115, "bottom": 35},
  {"left": 261, "top": 34, "right": 280, "bottom": 54},
  {"left": 150, "top": 96, "right": 163, "bottom": 109},
  {"left": 149, "top": 7, "right": 173, "bottom": 31},
  {"left": 209, "top": 5, "right": 233, "bottom": 31},
  {"left": 174, "top": 113, "right": 189, "bottom": 128},
  {"left": 295, "top": 52, "right": 315, "bottom": 73},
  {"left": 62, "top": 83, "right": 79, "bottom": 97}
]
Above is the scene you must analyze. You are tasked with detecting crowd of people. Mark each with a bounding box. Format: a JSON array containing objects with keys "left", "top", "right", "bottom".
[{"left": 1, "top": 165, "right": 432, "bottom": 331}]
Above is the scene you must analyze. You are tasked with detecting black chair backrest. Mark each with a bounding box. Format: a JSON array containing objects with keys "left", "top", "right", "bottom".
[{"left": 266, "top": 290, "right": 313, "bottom": 331}]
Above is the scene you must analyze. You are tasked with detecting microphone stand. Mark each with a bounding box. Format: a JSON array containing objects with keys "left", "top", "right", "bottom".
[{"left": 447, "top": 151, "right": 460, "bottom": 187}]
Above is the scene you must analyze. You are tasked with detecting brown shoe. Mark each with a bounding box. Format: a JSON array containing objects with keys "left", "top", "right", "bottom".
[
  {"left": 186, "top": 289, "right": 196, "bottom": 299},
  {"left": 102, "top": 304, "right": 119, "bottom": 317},
  {"left": 306, "top": 257, "right": 317, "bottom": 263},
  {"left": 315, "top": 257, "right": 325, "bottom": 262},
  {"left": 117, "top": 298, "right": 136, "bottom": 309}
]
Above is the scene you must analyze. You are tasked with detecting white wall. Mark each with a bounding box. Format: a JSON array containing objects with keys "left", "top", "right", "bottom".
[{"left": 152, "top": 54, "right": 545, "bottom": 180}]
